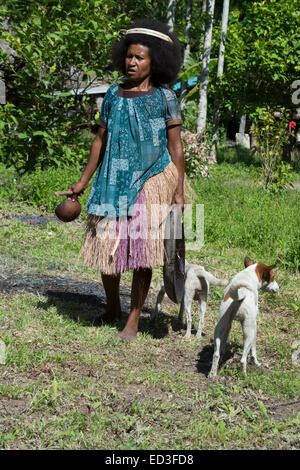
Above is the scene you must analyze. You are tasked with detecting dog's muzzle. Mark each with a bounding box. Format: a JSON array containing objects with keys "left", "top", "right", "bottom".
[{"left": 265, "top": 281, "right": 280, "bottom": 293}]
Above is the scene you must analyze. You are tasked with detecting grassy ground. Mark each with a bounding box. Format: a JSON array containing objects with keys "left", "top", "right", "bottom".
[{"left": 0, "top": 164, "right": 299, "bottom": 450}]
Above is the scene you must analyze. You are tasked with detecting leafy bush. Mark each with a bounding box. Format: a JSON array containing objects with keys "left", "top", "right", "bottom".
[
  {"left": 0, "top": 103, "right": 95, "bottom": 173},
  {"left": 0, "top": 1, "right": 126, "bottom": 173},
  {"left": 0, "top": 164, "right": 90, "bottom": 212},
  {"left": 0, "top": 163, "right": 21, "bottom": 203},
  {"left": 193, "top": 164, "right": 300, "bottom": 271},
  {"left": 216, "top": 144, "right": 261, "bottom": 167},
  {"left": 20, "top": 168, "right": 91, "bottom": 212},
  {"left": 182, "top": 131, "right": 211, "bottom": 178},
  {"left": 251, "top": 108, "right": 295, "bottom": 191}
]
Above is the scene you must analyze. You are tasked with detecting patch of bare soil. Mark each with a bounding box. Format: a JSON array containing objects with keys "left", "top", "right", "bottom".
[{"left": 268, "top": 399, "right": 300, "bottom": 422}]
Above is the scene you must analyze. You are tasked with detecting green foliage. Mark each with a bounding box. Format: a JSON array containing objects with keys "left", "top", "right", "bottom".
[
  {"left": 181, "top": 100, "right": 198, "bottom": 133},
  {"left": 0, "top": 163, "right": 90, "bottom": 211},
  {"left": 252, "top": 108, "right": 294, "bottom": 191},
  {"left": 20, "top": 167, "right": 91, "bottom": 211},
  {"left": 268, "top": 161, "right": 294, "bottom": 194},
  {"left": 0, "top": 0, "right": 130, "bottom": 173},
  {"left": 192, "top": 163, "right": 300, "bottom": 271},
  {"left": 216, "top": 144, "right": 260, "bottom": 167},
  {"left": 181, "top": 130, "right": 210, "bottom": 178},
  {"left": 0, "top": 102, "right": 95, "bottom": 172},
  {"left": 179, "top": 0, "right": 299, "bottom": 146},
  {"left": 221, "top": 0, "right": 299, "bottom": 114},
  {"left": 0, "top": 163, "right": 20, "bottom": 203}
]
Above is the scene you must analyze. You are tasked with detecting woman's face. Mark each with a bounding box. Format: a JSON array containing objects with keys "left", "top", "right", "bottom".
[{"left": 125, "top": 44, "right": 152, "bottom": 82}]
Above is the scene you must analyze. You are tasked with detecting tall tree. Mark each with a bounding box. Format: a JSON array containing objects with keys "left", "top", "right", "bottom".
[
  {"left": 180, "top": 0, "right": 192, "bottom": 110},
  {"left": 210, "top": 0, "right": 230, "bottom": 161},
  {"left": 167, "top": 0, "right": 176, "bottom": 31},
  {"left": 183, "top": 0, "right": 192, "bottom": 64},
  {"left": 196, "top": 0, "right": 215, "bottom": 136}
]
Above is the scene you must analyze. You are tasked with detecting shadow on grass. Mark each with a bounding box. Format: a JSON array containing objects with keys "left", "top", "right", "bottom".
[
  {"left": 36, "top": 296, "right": 173, "bottom": 339},
  {"left": 0, "top": 270, "right": 180, "bottom": 339},
  {"left": 143, "top": 311, "right": 184, "bottom": 339},
  {"left": 196, "top": 341, "right": 241, "bottom": 377}
]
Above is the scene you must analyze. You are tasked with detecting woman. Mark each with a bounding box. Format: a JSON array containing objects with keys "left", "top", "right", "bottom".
[{"left": 68, "top": 19, "right": 185, "bottom": 341}]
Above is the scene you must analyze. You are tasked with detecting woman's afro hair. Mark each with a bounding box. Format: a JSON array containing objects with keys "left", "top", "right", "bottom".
[{"left": 111, "top": 19, "right": 182, "bottom": 86}]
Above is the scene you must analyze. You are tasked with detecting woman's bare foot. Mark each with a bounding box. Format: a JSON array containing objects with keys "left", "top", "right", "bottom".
[{"left": 117, "top": 326, "right": 137, "bottom": 341}]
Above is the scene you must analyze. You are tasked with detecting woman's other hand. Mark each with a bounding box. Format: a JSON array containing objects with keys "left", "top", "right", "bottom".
[
  {"left": 68, "top": 181, "right": 86, "bottom": 198},
  {"left": 173, "top": 192, "right": 185, "bottom": 211}
]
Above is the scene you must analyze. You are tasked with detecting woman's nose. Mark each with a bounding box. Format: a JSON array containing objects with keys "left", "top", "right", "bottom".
[{"left": 129, "top": 56, "right": 137, "bottom": 65}]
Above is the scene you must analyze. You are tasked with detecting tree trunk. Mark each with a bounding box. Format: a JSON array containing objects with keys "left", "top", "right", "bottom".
[
  {"left": 181, "top": 0, "right": 192, "bottom": 110},
  {"left": 236, "top": 114, "right": 250, "bottom": 148},
  {"left": 196, "top": 0, "right": 215, "bottom": 136},
  {"left": 0, "top": 72, "right": 6, "bottom": 105},
  {"left": 239, "top": 114, "right": 246, "bottom": 135},
  {"left": 167, "top": 0, "right": 176, "bottom": 31},
  {"left": 210, "top": 0, "right": 230, "bottom": 162},
  {"left": 183, "top": 0, "right": 192, "bottom": 64}
]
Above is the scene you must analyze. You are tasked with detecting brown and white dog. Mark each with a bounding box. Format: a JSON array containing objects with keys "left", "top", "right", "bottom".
[{"left": 209, "top": 257, "right": 279, "bottom": 377}]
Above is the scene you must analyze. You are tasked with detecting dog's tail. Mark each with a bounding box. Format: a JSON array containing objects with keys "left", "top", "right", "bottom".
[
  {"left": 228, "top": 280, "right": 256, "bottom": 301},
  {"left": 193, "top": 267, "right": 228, "bottom": 287}
]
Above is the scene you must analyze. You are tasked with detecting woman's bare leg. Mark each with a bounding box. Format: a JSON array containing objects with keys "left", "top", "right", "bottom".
[
  {"left": 101, "top": 273, "right": 122, "bottom": 321},
  {"left": 118, "top": 268, "right": 152, "bottom": 341}
]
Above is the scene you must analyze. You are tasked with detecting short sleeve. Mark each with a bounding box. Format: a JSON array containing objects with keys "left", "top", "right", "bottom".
[
  {"left": 99, "top": 85, "right": 118, "bottom": 128},
  {"left": 162, "top": 88, "right": 182, "bottom": 128},
  {"left": 99, "top": 91, "right": 110, "bottom": 128}
]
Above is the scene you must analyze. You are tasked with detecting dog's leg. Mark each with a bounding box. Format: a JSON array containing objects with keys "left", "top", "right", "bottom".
[
  {"left": 250, "top": 321, "right": 260, "bottom": 367},
  {"left": 209, "top": 323, "right": 231, "bottom": 377},
  {"left": 209, "top": 322, "right": 229, "bottom": 377},
  {"left": 240, "top": 320, "right": 256, "bottom": 376},
  {"left": 209, "top": 336, "right": 221, "bottom": 377},
  {"left": 209, "top": 304, "right": 235, "bottom": 377},
  {"left": 184, "top": 290, "right": 193, "bottom": 339},
  {"left": 196, "top": 281, "right": 209, "bottom": 338},
  {"left": 151, "top": 285, "right": 165, "bottom": 321}
]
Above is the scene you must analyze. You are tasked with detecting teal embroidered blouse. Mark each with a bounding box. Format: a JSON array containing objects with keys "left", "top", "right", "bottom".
[{"left": 86, "top": 84, "right": 182, "bottom": 217}]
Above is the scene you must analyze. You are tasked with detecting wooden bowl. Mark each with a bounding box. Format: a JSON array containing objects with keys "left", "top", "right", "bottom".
[{"left": 55, "top": 198, "right": 81, "bottom": 222}]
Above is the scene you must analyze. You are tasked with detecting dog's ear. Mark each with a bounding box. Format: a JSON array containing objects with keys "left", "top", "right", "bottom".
[
  {"left": 256, "top": 263, "right": 277, "bottom": 283},
  {"left": 244, "top": 256, "right": 255, "bottom": 267},
  {"left": 266, "top": 264, "right": 276, "bottom": 270}
]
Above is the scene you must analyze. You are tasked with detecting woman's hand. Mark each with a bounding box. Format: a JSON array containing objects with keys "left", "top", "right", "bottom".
[
  {"left": 173, "top": 192, "right": 185, "bottom": 211},
  {"left": 167, "top": 125, "right": 185, "bottom": 211},
  {"left": 68, "top": 181, "right": 86, "bottom": 198}
]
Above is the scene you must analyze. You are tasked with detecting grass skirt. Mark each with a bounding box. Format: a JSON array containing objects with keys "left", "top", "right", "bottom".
[{"left": 82, "top": 161, "right": 179, "bottom": 275}]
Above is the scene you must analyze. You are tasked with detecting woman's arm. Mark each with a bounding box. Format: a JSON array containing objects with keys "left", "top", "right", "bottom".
[
  {"left": 167, "top": 124, "right": 185, "bottom": 209},
  {"left": 68, "top": 126, "right": 107, "bottom": 196}
]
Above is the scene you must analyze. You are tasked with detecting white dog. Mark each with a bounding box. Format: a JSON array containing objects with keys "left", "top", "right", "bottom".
[
  {"left": 152, "top": 263, "right": 228, "bottom": 338},
  {"left": 209, "top": 257, "right": 279, "bottom": 377}
]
